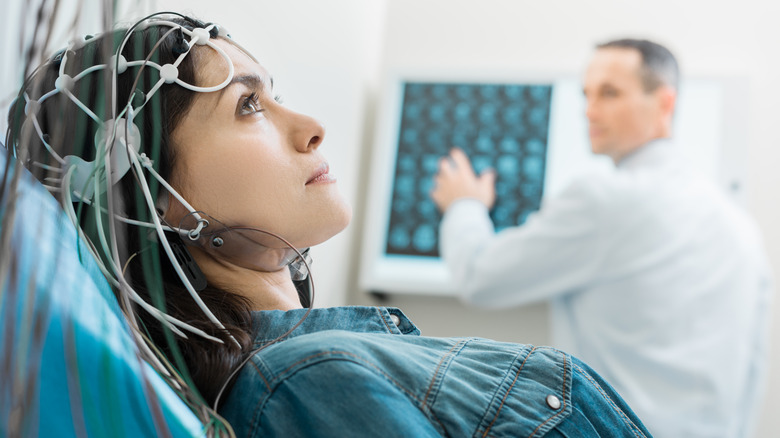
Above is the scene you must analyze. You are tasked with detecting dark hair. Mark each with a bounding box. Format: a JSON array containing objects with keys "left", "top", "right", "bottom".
[
  {"left": 5, "top": 15, "right": 255, "bottom": 407},
  {"left": 597, "top": 38, "right": 679, "bottom": 92}
]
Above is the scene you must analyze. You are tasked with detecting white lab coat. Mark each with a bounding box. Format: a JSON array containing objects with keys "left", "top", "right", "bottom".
[{"left": 440, "top": 139, "right": 773, "bottom": 438}]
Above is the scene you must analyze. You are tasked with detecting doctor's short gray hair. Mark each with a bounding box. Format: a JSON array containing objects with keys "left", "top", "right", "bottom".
[{"left": 598, "top": 38, "right": 679, "bottom": 93}]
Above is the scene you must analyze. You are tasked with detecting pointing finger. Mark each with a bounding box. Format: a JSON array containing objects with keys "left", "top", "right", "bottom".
[{"left": 449, "top": 148, "right": 475, "bottom": 176}]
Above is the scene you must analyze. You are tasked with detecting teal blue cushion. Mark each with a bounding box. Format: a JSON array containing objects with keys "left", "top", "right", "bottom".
[{"left": 0, "top": 149, "right": 203, "bottom": 437}]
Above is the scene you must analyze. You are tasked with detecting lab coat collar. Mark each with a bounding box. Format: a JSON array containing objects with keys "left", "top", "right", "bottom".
[{"left": 616, "top": 138, "right": 675, "bottom": 171}]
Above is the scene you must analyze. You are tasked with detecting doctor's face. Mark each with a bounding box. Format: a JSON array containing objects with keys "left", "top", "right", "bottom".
[
  {"left": 583, "top": 47, "right": 666, "bottom": 162},
  {"left": 168, "top": 39, "right": 352, "bottom": 249}
]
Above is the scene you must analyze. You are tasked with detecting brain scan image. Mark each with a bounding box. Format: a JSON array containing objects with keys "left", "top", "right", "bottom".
[{"left": 386, "top": 82, "right": 553, "bottom": 258}]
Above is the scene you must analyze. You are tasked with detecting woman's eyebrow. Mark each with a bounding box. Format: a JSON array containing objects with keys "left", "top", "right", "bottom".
[{"left": 215, "top": 74, "right": 271, "bottom": 105}]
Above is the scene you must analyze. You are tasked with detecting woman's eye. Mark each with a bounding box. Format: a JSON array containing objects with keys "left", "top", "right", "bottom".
[{"left": 239, "top": 92, "right": 263, "bottom": 115}]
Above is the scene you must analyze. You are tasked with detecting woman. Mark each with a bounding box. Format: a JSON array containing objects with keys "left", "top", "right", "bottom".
[{"left": 6, "top": 13, "right": 652, "bottom": 437}]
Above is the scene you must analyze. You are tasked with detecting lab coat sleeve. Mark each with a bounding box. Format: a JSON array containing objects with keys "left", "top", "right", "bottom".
[{"left": 440, "top": 178, "right": 608, "bottom": 308}]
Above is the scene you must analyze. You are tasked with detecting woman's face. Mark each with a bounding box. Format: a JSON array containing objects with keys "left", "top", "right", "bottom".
[{"left": 169, "top": 39, "right": 352, "bottom": 250}]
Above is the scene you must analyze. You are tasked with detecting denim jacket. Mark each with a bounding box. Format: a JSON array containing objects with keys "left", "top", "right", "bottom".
[{"left": 219, "top": 306, "right": 651, "bottom": 437}]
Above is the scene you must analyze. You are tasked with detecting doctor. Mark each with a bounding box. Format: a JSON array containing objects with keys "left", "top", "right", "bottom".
[{"left": 430, "top": 38, "right": 772, "bottom": 438}]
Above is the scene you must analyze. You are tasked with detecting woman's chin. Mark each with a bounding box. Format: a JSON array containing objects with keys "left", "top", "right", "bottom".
[{"left": 299, "top": 203, "right": 352, "bottom": 249}]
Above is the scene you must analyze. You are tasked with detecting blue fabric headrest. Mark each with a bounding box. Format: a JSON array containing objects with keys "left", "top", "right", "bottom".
[{"left": 0, "top": 147, "right": 202, "bottom": 437}]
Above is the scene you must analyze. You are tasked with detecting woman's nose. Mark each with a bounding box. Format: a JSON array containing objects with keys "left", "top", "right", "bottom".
[{"left": 290, "top": 110, "right": 326, "bottom": 152}]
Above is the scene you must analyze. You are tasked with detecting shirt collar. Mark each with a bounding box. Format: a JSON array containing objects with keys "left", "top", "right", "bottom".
[
  {"left": 616, "top": 138, "right": 675, "bottom": 171},
  {"left": 250, "top": 306, "right": 420, "bottom": 346}
]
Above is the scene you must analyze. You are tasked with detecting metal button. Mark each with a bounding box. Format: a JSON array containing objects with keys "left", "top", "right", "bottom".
[
  {"left": 389, "top": 314, "right": 401, "bottom": 326},
  {"left": 546, "top": 394, "right": 561, "bottom": 410}
]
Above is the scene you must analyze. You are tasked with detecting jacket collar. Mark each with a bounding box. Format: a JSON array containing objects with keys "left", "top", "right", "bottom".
[{"left": 249, "top": 306, "right": 420, "bottom": 346}]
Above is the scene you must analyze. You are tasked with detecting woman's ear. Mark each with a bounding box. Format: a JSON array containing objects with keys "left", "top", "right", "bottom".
[
  {"left": 158, "top": 190, "right": 194, "bottom": 227},
  {"left": 156, "top": 192, "right": 171, "bottom": 218}
]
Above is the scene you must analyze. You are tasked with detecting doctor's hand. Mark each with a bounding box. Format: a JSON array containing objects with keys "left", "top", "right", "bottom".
[{"left": 430, "top": 148, "right": 496, "bottom": 213}]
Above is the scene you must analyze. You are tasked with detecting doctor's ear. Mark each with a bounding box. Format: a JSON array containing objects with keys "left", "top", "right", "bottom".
[{"left": 656, "top": 85, "right": 677, "bottom": 117}]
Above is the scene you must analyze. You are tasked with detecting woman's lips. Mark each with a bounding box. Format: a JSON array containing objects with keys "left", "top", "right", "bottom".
[{"left": 306, "top": 162, "right": 336, "bottom": 185}]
